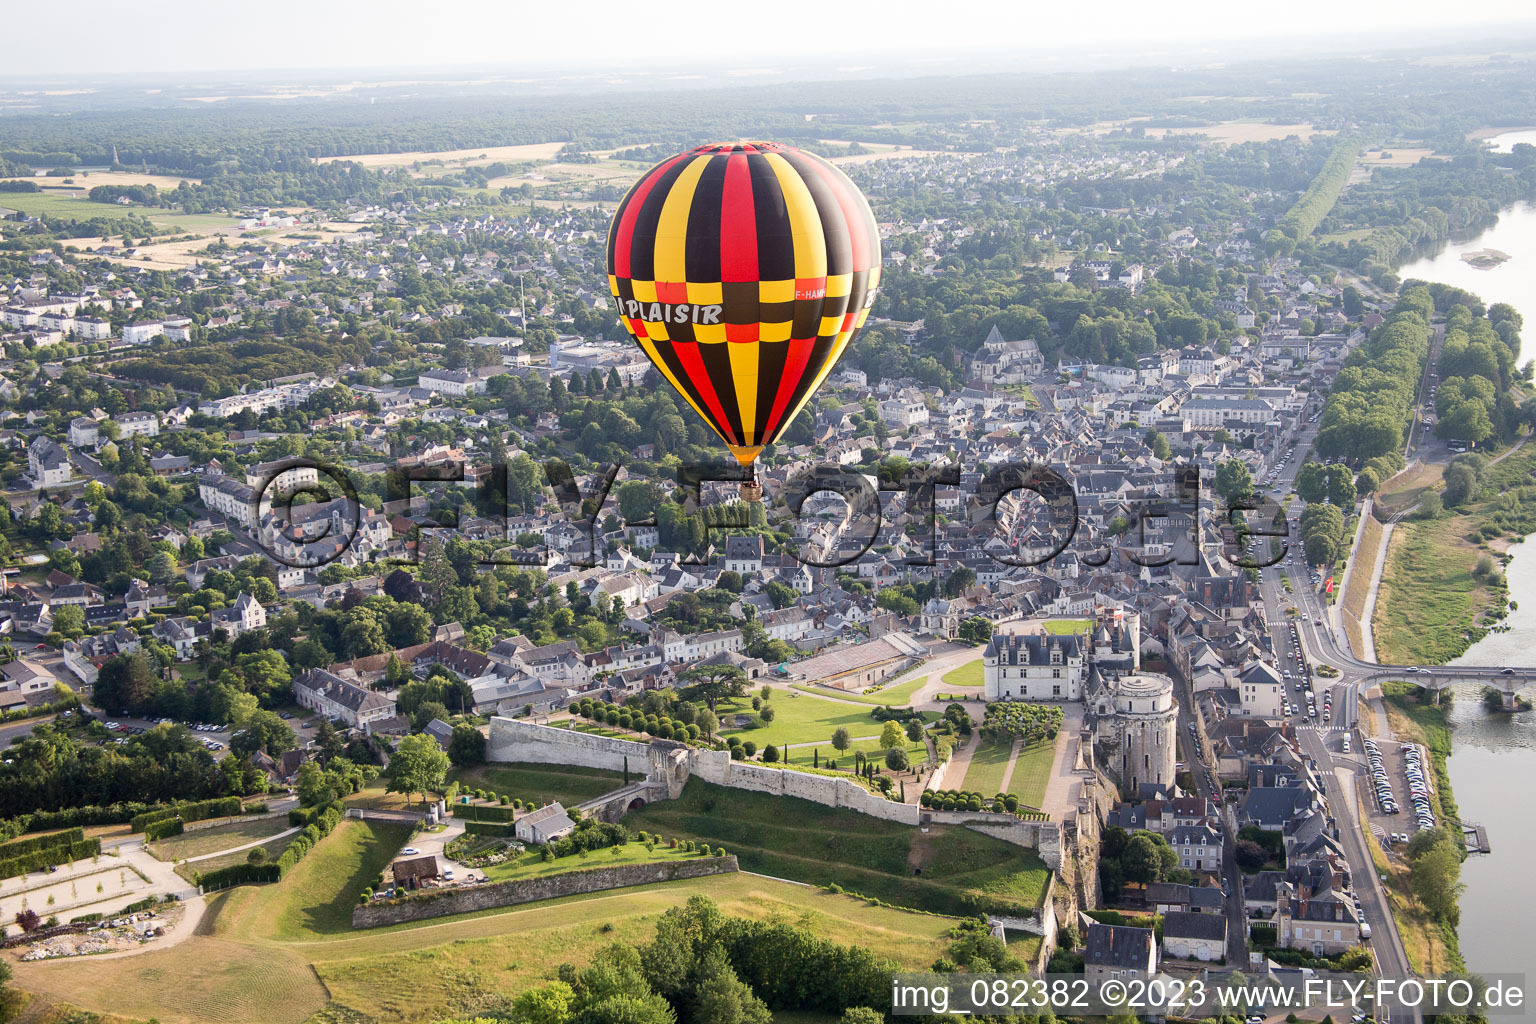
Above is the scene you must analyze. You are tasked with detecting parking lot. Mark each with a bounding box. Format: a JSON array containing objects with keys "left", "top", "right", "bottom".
[{"left": 1352, "top": 734, "right": 1438, "bottom": 855}]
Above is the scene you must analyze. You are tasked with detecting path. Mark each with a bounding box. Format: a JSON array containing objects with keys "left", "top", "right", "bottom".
[
  {"left": 182, "top": 826, "right": 301, "bottom": 863},
  {"left": 1038, "top": 702, "right": 1085, "bottom": 820},
  {"left": 994, "top": 736, "right": 1024, "bottom": 794}
]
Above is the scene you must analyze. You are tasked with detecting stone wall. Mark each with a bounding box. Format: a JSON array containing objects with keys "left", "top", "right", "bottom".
[
  {"left": 487, "top": 717, "right": 652, "bottom": 773},
  {"left": 921, "top": 808, "right": 1064, "bottom": 870},
  {"left": 689, "top": 749, "right": 919, "bottom": 824},
  {"left": 352, "top": 855, "right": 739, "bottom": 928}
]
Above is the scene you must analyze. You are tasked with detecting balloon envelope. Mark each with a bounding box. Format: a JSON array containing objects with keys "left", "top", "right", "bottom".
[{"left": 607, "top": 141, "right": 881, "bottom": 465}]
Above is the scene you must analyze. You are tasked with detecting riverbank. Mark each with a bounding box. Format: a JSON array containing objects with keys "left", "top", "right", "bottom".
[
  {"left": 1372, "top": 444, "right": 1534, "bottom": 664},
  {"left": 1372, "top": 682, "right": 1467, "bottom": 975}
]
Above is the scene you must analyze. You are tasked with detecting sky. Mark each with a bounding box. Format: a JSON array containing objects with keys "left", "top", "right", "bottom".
[{"left": 5, "top": 0, "right": 1536, "bottom": 79}]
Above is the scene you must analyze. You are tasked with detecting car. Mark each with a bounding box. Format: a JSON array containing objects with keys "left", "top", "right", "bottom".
[
  {"left": 34, "top": 643, "right": 47, "bottom": 650},
  {"left": 402, "top": 847, "right": 420, "bottom": 856},
  {"left": 442, "top": 868, "right": 455, "bottom": 881},
  {"left": 105, "top": 721, "right": 120, "bottom": 730},
  {"left": 1502, "top": 668, "right": 1516, "bottom": 675}
]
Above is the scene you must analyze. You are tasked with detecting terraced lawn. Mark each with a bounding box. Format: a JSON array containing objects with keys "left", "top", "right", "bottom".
[
  {"left": 451, "top": 761, "right": 628, "bottom": 806},
  {"left": 941, "top": 659, "right": 984, "bottom": 688},
  {"left": 1006, "top": 740, "right": 1056, "bottom": 809},
  {"left": 148, "top": 816, "right": 292, "bottom": 862},
  {"left": 957, "top": 735, "right": 1014, "bottom": 794},
  {"left": 626, "top": 778, "right": 1050, "bottom": 917},
  {"left": 716, "top": 692, "right": 901, "bottom": 748}
]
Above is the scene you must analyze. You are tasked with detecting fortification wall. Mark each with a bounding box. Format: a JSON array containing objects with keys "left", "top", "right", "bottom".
[
  {"left": 352, "top": 856, "right": 738, "bottom": 928},
  {"left": 689, "top": 749, "right": 920, "bottom": 824},
  {"left": 487, "top": 717, "right": 651, "bottom": 773},
  {"left": 922, "top": 809, "right": 1064, "bottom": 870}
]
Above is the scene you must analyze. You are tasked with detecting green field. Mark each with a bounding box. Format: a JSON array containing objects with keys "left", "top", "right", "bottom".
[
  {"left": 1007, "top": 740, "right": 1056, "bottom": 809},
  {"left": 176, "top": 832, "right": 295, "bottom": 884},
  {"left": 480, "top": 840, "right": 704, "bottom": 882},
  {"left": 0, "top": 187, "right": 241, "bottom": 233},
  {"left": 717, "top": 691, "right": 902, "bottom": 748},
  {"left": 782, "top": 735, "right": 926, "bottom": 769},
  {"left": 1373, "top": 514, "right": 1488, "bottom": 664},
  {"left": 1041, "top": 618, "right": 1093, "bottom": 635},
  {"left": 958, "top": 735, "right": 1014, "bottom": 794},
  {"left": 453, "top": 760, "right": 628, "bottom": 806},
  {"left": 264, "top": 819, "right": 413, "bottom": 941},
  {"left": 148, "top": 815, "right": 292, "bottom": 862},
  {"left": 941, "top": 659, "right": 984, "bottom": 688},
  {"left": 625, "top": 778, "right": 1050, "bottom": 916}
]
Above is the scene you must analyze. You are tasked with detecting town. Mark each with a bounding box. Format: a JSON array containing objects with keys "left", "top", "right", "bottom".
[{"left": 0, "top": 20, "right": 1533, "bottom": 1024}]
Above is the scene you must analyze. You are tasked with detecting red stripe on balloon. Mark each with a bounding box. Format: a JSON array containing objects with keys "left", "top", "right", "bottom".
[
  {"left": 761, "top": 335, "right": 817, "bottom": 439},
  {"left": 719, "top": 151, "right": 759, "bottom": 283},
  {"left": 614, "top": 153, "right": 688, "bottom": 278},
  {"left": 672, "top": 340, "right": 739, "bottom": 446}
]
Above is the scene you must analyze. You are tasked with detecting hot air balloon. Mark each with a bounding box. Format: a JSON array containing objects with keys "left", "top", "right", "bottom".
[{"left": 606, "top": 142, "right": 881, "bottom": 482}]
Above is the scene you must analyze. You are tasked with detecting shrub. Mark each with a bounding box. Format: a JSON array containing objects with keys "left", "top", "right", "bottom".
[
  {"left": 763, "top": 744, "right": 780, "bottom": 763},
  {"left": 741, "top": 740, "right": 757, "bottom": 757}
]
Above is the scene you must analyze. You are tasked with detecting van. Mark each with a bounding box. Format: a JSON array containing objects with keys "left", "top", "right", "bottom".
[{"left": 1359, "top": 922, "right": 1372, "bottom": 939}]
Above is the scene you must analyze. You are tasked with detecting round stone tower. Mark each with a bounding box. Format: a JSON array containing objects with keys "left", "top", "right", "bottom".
[{"left": 1109, "top": 672, "right": 1178, "bottom": 795}]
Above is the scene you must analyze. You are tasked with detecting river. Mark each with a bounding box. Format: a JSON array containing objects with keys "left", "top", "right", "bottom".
[{"left": 1393, "top": 130, "right": 1536, "bottom": 999}]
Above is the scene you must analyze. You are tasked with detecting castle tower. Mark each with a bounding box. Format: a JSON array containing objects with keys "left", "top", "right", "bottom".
[{"left": 1108, "top": 672, "right": 1179, "bottom": 795}]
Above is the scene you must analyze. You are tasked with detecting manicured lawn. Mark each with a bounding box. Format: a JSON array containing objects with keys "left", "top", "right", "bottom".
[
  {"left": 717, "top": 692, "right": 896, "bottom": 749},
  {"left": 264, "top": 819, "right": 413, "bottom": 941},
  {"left": 481, "top": 841, "right": 705, "bottom": 882},
  {"left": 782, "top": 735, "right": 925, "bottom": 769},
  {"left": 176, "top": 833, "right": 294, "bottom": 884},
  {"left": 958, "top": 735, "right": 1013, "bottom": 794},
  {"left": 1042, "top": 618, "right": 1092, "bottom": 635},
  {"left": 941, "top": 659, "right": 984, "bottom": 688},
  {"left": 1007, "top": 740, "right": 1056, "bottom": 810},
  {"left": 452, "top": 761, "right": 628, "bottom": 806},
  {"left": 147, "top": 816, "right": 292, "bottom": 862},
  {"left": 626, "top": 778, "right": 1050, "bottom": 917}
]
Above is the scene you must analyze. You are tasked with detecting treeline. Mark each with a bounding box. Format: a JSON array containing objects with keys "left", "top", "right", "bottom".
[
  {"left": 1266, "top": 135, "right": 1358, "bottom": 255},
  {"left": 1434, "top": 296, "right": 1524, "bottom": 445},
  {"left": 0, "top": 720, "right": 266, "bottom": 819},
  {"left": 438, "top": 894, "right": 897, "bottom": 1024},
  {"left": 114, "top": 334, "right": 374, "bottom": 397},
  {"left": 1316, "top": 288, "right": 1433, "bottom": 464}
]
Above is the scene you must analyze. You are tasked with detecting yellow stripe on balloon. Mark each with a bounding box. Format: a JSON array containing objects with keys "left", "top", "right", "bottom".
[
  {"left": 764, "top": 152, "right": 827, "bottom": 281},
  {"left": 728, "top": 341, "right": 759, "bottom": 444},
  {"left": 653, "top": 155, "right": 713, "bottom": 284}
]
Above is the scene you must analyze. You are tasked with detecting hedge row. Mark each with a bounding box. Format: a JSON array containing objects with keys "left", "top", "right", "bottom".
[
  {"left": 465, "top": 820, "right": 515, "bottom": 837},
  {"left": 0, "top": 837, "right": 100, "bottom": 880},
  {"left": 144, "top": 818, "right": 184, "bottom": 842},
  {"left": 457, "top": 803, "right": 516, "bottom": 822},
  {"left": 288, "top": 803, "right": 329, "bottom": 827},
  {"left": 0, "top": 827, "right": 85, "bottom": 860},
  {"left": 197, "top": 862, "right": 281, "bottom": 890},
  {"left": 1, "top": 802, "right": 172, "bottom": 841},
  {"left": 130, "top": 796, "right": 243, "bottom": 833},
  {"left": 276, "top": 804, "right": 342, "bottom": 874}
]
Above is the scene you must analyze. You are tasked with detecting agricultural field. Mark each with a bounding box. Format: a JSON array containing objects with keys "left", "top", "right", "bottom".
[
  {"left": 314, "top": 141, "right": 568, "bottom": 168},
  {"left": 626, "top": 778, "right": 1050, "bottom": 917}
]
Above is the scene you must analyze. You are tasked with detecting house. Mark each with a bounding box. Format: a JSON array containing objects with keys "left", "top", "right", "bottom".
[
  {"left": 514, "top": 802, "right": 577, "bottom": 845},
  {"left": 390, "top": 855, "right": 440, "bottom": 889},
  {"left": 424, "top": 717, "right": 454, "bottom": 750},
  {"left": 1161, "top": 911, "right": 1228, "bottom": 963},
  {"left": 983, "top": 631, "right": 1088, "bottom": 701},
  {"left": 116, "top": 411, "right": 160, "bottom": 438},
  {"left": 1082, "top": 922, "right": 1158, "bottom": 983},
  {"left": 69, "top": 417, "right": 100, "bottom": 449},
  {"left": 27, "top": 436, "right": 72, "bottom": 488},
  {"left": 722, "top": 536, "right": 764, "bottom": 575},
  {"left": 293, "top": 668, "right": 397, "bottom": 731}
]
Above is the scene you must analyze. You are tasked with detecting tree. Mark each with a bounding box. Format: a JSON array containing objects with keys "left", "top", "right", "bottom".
[
  {"left": 831, "top": 726, "right": 851, "bottom": 753},
  {"left": 1214, "top": 459, "right": 1254, "bottom": 506},
  {"left": 231, "top": 709, "right": 293, "bottom": 758},
  {"left": 885, "top": 747, "right": 909, "bottom": 771},
  {"left": 1235, "top": 839, "right": 1267, "bottom": 872},
  {"left": 905, "top": 719, "right": 924, "bottom": 743},
  {"left": 93, "top": 653, "right": 156, "bottom": 715},
  {"left": 1144, "top": 427, "right": 1171, "bottom": 460},
  {"left": 1122, "top": 833, "right": 1166, "bottom": 884},
  {"left": 388, "top": 733, "right": 450, "bottom": 806},
  {"left": 1409, "top": 829, "right": 1463, "bottom": 923},
  {"left": 296, "top": 760, "right": 337, "bottom": 807},
  {"left": 1442, "top": 462, "right": 1480, "bottom": 507},
  {"left": 879, "top": 721, "right": 904, "bottom": 750},
  {"left": 677, "top": 664, "right": 747, "bottom": 711},
  {"left": 449, "top": 724, "right": 487, "bottom": 766},
  {"left": 695, "top": 708, "right": 718, "bottom": 740}
]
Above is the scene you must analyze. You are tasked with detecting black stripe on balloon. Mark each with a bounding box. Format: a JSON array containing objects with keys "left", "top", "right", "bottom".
[
  {"left": 781, "top": 150, "right": 853, "bottom": 279},
  {"left": 647, "top": 335, "right": 722, "bottom": 443},
  {"left": 685, "top": 153, "right": 728, "bottom": 283},
  {"left": 721, "top": 281, "right": 760, "bottom": 327},
  {"left": 627, "top": 158, "right": 694, "bottom": 283},
  {"left": 754, "top": 339, "right": 792, "bottom": 446},
  {"left": 748, "top": 153, "right": 795, "bottom": 281},
  {"left": 696, "top": 337, "right": 745, "bottom": 443},
  {"left": 791, "top": 297, "right": 821, "bottom": 341}
]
